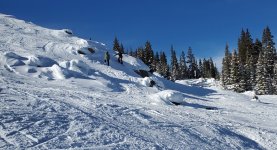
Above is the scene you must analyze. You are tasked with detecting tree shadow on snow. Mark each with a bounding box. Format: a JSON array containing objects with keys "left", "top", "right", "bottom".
[
  {"left": 91, "top": 71, "right": 139, "bottom": 92},
  {"left": 180, "top": 102, "right": 220, "bottom": 110},
  {"left": 217, "top": 128, "right": 264, "bottom": 149},
  {"left": 158, "top": 78, "right": 217, "bottom": 97}
]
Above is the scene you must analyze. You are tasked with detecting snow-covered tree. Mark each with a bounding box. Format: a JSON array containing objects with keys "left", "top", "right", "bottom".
[
  {"left": 262, "top": 26, "right": 276, "bottom": 76},
  {"left": 230, "top": 50, "right": 240, "bottom": 91},
  {"left": 222, "top": 44, "right": 232, "bottom": 87},
  {"left": 255, "top": 51, "right": 267, "bottom": 95}
]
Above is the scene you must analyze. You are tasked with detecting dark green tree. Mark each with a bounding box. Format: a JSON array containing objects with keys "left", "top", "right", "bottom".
[
  {"left": 179, "top": 50, "right": 188, "bottom": 79},
  {"left": 113, "top": 37, "right": 121, "bottom": 52},
  {"left": 144, "top": 41, "right": 154, "bottom": 67},
  {"left": 170, "top": 45, "right": 179, "bottom": 81}
]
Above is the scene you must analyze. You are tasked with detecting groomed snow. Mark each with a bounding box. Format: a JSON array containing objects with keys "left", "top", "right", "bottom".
[{"left": 1, "top": 13, "right": 277, "bottom": 149}]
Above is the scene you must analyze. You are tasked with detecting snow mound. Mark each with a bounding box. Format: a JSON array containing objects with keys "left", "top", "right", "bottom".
[
  {"left": 27, "top": 55, "right": 58, "bottom": 67},
  {"left": 176, "top": 78, "right": 218, "bottom": 87},
  {"left": 149, "top": 90, "right": 186, "bottom": 105},
  {"left": 243, "top": 91, "right": 261, "bottom": 102},
  {"left": 59, "top": 59, "right": 92, "bottom": 75},
  {"left": 40, "top": 64, "right": 66, "bottom": 80},
  {"left": 138, "top": 77, "right": 152, "bottom": 87},
  {"left": 4, "top": 52, "right": 27, "bottom": 66}
]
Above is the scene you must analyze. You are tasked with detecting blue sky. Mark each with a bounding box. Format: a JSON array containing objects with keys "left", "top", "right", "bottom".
[{"left": 1, "top": 0, "right": 277, "bottom": 67}]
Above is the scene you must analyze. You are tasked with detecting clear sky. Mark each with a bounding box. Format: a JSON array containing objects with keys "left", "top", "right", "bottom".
[{"left": 1, "top": 0, "right": 277, "bottom": 67}]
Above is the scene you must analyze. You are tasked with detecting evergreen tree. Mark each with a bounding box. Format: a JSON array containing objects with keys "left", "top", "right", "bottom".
[
  {"left": 160, "top": 52, "right": 169, "bottom": 78},
  {"left": 187, "top": 47, "right": 196, "bottom": 78},
  {"left": 252, "top": 39, "right": 262, "bottom": 64},
  {"left": 194, "top": 59, "right": 200, "bottom": 78},
  {"left": 273, "top": 63, "right": 277, "bottom": 94},
  {"left": 238, "top": 60, "right": 247, "bottom": 92},
  {"left": 113, "top": 37, "right": 121, "bottom": 52},
  {"left": 209, "top": 58, "right": 216, "bottom": 78},
  {"left": 137, "top": 47, "right": 144, "bottom": 62},
  {"left": 198, "top": 59, "right": 204, "bottom": 78},
  {"left": 230, "top": 50, "right": 240, "bottom": 91},
  {"left": 119, "top": 43, "right": 125, "bottom": 53},
  {"left": 246, "top": 55, "right": 256, "bottom": 90},
  {"left": 238, "top": 29, "right": 253, "bottom": 65},
  {"left": 170, "top": 45, "right": 179, "bottom": 81},
  {"left": 214, "top": 65, "right": 220, "bottom": 80},
  {"left": 222, "top": 44, "right": 232, "bottom": 86},
  {"left": 203, "top": 58, "right": 211, "bottom": 78},
  {"left": 262, "top": 26, "right": 276, "bottom": 76},
  {"left": 153, "top": 52, "right": 160, "bottom": 72},
  {"left": 144, "top": 41, "right": 154, "bottom": 67},
  {"left": 255, "top": 52, "right": 267, "bottom": 95},
  {"left": 179, "top": 50, "right": 188, "bottom": 79}
]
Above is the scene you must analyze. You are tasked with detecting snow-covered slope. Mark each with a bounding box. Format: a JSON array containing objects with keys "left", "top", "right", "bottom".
[{"left": 1, "top": 14, "right": 277, "bottom": 149}]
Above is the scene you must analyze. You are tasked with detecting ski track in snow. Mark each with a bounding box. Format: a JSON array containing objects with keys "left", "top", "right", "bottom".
[
  {"left": 1, "top": 14, "right": 277, "bottom": 149},
  {"left": 1, "top": 69, "right": 276, "bottom": 149}
]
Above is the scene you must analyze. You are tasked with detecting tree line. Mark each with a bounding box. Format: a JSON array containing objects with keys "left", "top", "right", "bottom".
[
  {"left": 222, "top": 27, "right": 277, "bottom": 95},
  {"left": 113, "top": 37, "right": 219, "bottom": 81}
]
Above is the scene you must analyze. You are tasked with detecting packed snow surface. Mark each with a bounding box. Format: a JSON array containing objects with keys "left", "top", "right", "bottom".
[{"left": 1, "top": 13, "right": 277, "bottom": 149}]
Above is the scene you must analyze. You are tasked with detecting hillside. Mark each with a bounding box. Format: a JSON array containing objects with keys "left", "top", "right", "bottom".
[{"left": 1, "top": 14, "right": 277, "bottom": 149}]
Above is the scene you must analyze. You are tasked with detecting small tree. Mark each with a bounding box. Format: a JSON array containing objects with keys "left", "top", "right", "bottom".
[{"left": 113, "top": 37, "right": 121, "bottom": 52}]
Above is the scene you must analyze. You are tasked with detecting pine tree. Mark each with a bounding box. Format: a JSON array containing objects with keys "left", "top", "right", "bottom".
[
  {"left": 198, "top": 59, "right": 204, "bottom": 78},
  {"left": 252, "top": 39, "right": 262, "bottom": 64},
  {"left": 179, "top": 50, "right": 188, "bottom": 79},
  {"left": 255, "top": 51, "right": 267, "bottom": 95},
  {"left": 187, "top": 47, "right": 196, "bottom": 79},
  {"left": 214, "top": 65, "right": 220, "bottom": 80},
  {"left": 246, "top": 55, "right": 256, "bottom": 90},
  {"left": 262, "top": 26, "right": 276, "bottom": 76},
  {"left": 153, "top": 52, "right": 160, "bottom": 73},
  {"left": 194, "top": 59, "right": 200, "bottom": 78},
  {"left": 137, "top": 47, "right": 144, "bottom": 62},
  {"left": 203, "top": 58, "right": 210, "bottom": 78},
  {"left": 238, "top": 29, "right": 253, "bottom": 65},
  {"left": 238, "top": 60, "right": 247, "bottom": 92},
  {"left": 273, "top": 63, "right": 277, "bottom": 94},
  {"left": 170, "top": 45, "right": 179, "bottom": 81},
  {"left": 144, "top": 41, "right": 154, "bottom": 67},
  {"left": 230, "top": 50, "right": 240, "bottom": 91},
  {"left": 222, "top": 44, "right": 232, "bottom": 86},
  {"left": 113, "top": 37, "right": 121, "bottom": 52},
  {"left": 120, "top": 43, "right": 124, "bottom": 53},
  {"left": 160, "top": 52, "right": 168, "bottom": 78},
  {"left": 209, "top": 58, "right": 216, "bottom": 78}
]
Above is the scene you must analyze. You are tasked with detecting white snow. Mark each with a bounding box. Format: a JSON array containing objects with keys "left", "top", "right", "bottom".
[{"left": 1, "top": 13, "right": 277, "bottom": 149}]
